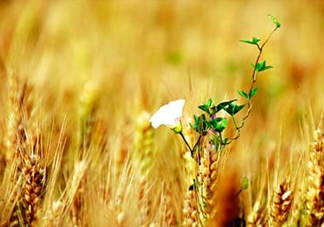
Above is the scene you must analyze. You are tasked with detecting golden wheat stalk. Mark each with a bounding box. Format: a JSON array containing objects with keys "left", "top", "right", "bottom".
[
  {"left": 1, "top": 173, "right": 24, "bottom": 227},
  {"left": 182, "top": 188, "right": 200, "bottom": 227},
  {"left": 269, "top": 180, "right": 293, "bottom": 227},
  {"left": 67, "top": 161, "right": 88, "bottom": 226},
  {"left": 194, "top": 136, "right": 230, "bottom": 227},
  {"left": 1, "top": 76, "right": 45, "bottom": 227},
  {"left": 63, "top": 83, "right": 99, "bottom": 227},
  {"left": 77, "top": 81, "right": 99, "bottom": 152},
  {"left": 20, "top": 154, "right": 45, "bottom": 226},
  {"left": 46, "top": 200, "right": 64, "bottom": 227},
  {"left": 8, "top": 151, "right": 45, "bottom": 226},
  {"left": 4, "top": 73, "right": 26, "bottom": 163},
  {"left": 313, "top": 128, "right": 324, "bottom": 153},
  {"left": 132, "top": 112, "right": 157, "bottom": 226},
  {"left": 246, "top": 201, "right": 266, "bottom": 227},
  {"left": 198, "top": 142, "right": 223, "bottom": 218},
  {"left": 180, "top": 128, "right": 201, "bottom": 226},
  {"left": 14, "top": 124, "right": 45, "bottom": 226},
  {"left": 39, "top": 121, "right": 66, "bottom": 227},
  {"left": 305, "top": 128, "right": 324, "bottom": 226},
  {"left": 70, "top": 172, "right": 87, "bottom": 227},
  {"left": 133, "top": 112, "right": 155, "bottom": 178},
  {"left": 162, "top": 188, "right": 178, "bottom": 227}
]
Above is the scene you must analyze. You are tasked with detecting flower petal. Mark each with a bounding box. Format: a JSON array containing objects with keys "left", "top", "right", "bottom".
[{"left": 150, "top": 99, "right": 185, "bottom": 128}]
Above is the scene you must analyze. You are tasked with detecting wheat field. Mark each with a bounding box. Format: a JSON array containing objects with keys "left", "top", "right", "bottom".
[{"left": 0, "top": 1, "right": 324, "bottom": 227}]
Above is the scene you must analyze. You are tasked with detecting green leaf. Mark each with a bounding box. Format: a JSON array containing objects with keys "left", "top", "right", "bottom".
[
  {"left": 190, "top": 115, "right": 200, "bottom": 133},
  {"left": 206, "top": 98, "right": 213, "bottom": 107},
  {"left": 225, "top": 103, "right": 245, "bottom": 116},
  {"left": 190, "top": 114, "right": 210, "bottom": 133},
  {"left": 255, "top": 61, "right": 265, "bottom": 71},
  {"left": 240, "top": 40, "right": 253, "bottom": 45},
  {"left": 237, "top": 90, "right": 249, "bottom": 99},
  {"left": 249, "top": 87, "right": 258, "bottom": 99},
  {"left": 241, "top": 177, "right": 249, "bottom": 190},
  {"left": 198, "top": 99, "right": 214, "bottom": 114},
  {"left": 255, "top": 60, "right": 273, "bottom": 72},
  {"left": 198, "top": 104, "right": 210, "bottom": 114},
  {"left": 268, "top": 14, "right": 281, "bottom": 28},
  {"left": 205, "top": 119, "right": 211, "bottom": 128},
  {"left": 261, "top": 65, "right": 273, "bottom": 71},
  {"left": 211, "top": 117, "right": 228, "bottom": 133},
  {"left": 218, "top": 118, "right": 229, "bottom": 130},
  {"left": 240, "top": 37, "right": 260, "bottom": 45},
  {"left": 214, "top": 99, "right": 237, "bottom": 113},
  {"left": 252, "top": 37, "right": 260, "bottom": 43}
]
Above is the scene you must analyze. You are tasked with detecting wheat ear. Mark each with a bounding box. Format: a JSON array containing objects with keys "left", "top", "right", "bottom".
[
  {"left": 133, "top": 112, "right": 156, "bottom": 226},
  {"left": 20, "top": 154, "right": 45, "bottom": 226},
  {"left": 182, "top": 188, "right": 200, "bottom": 227},
  {"left": 305, "top": 128, "right": 324, "bottom": 226},
  {"left": 270, "top": 180, "right": 293, "bottom": 227},
  {"left": 4, "top": 73, "right": 26, "bottom": 163},
  {"left": 246, "top": 201, "right": 266, "bottom": 227}
]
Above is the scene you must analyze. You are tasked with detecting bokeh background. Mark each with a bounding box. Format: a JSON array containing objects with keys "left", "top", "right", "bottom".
[
  {"left": 0, "top": 1, "right": 324, "bottom": 226},
  {"left": 0, "top": 0, "right": 323, "bottom": 181}
]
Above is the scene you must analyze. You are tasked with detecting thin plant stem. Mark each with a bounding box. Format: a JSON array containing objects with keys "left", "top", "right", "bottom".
[
  {"left": 192, "top": 135, "right": 202, "bottom": 154},
  {"left": 226, "top": 25, "right": 279, "bottom": 145},
  {"left": 179, "top": 132, "right": 203, "bottom": 157},
  {"left": 179, "top": 131, "right": 193, "bottom": 154}
]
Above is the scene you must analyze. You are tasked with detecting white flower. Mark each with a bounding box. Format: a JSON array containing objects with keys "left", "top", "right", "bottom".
[{"left": 149, "top": 99, "right": 185, "bottom": 130}]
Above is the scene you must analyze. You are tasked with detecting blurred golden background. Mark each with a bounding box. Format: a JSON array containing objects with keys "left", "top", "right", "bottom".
[{"left": 1, "top": 0, "right": 323, "bottom": 136}]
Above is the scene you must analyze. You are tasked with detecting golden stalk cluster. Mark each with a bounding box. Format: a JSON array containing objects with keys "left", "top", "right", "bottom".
[
  {"left": 1, "top": 74, "right": 45, "bottom": 227},
  {"left": 0, "top": 71, "right": 323, "bottom": 227},
  {"left": 181, "top": 134, "right": 234, "bottom": 227},
  {"left": 306, "top": 128, "right": 324, "bottom": 226},
  {"left": 0, "top": 2, "right": 323, "bottom": 226}
]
